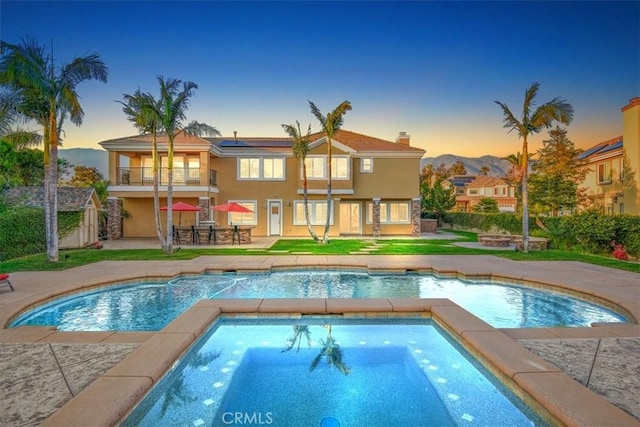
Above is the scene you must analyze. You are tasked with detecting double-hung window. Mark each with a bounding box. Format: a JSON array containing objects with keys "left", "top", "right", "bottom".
[
  {"left": 239, "top": 157, "right": 285, "bottom": 180},
  {"left": 293, "top": 200, "right": 333, "bottom": 225},
  {"left": 360, "top": 157, "right": 373, "bottom": 173},
  {"left": 366, "top": 202, "right": 410, "bottom": 224},
  {"left": 304, "top": 156, "right": 326, "bottom": 179},
  {"left": 597, "top": 162, "right": 611, "bottom": 184},
  {"left": 332, "top": 156, "right": 349, "bottom": 179},
  {"left": 304, "top": 155, "right": 350, "bottom": 180},
  {"left": 228, "top": 201, "right": 257, "bottom": 225}
]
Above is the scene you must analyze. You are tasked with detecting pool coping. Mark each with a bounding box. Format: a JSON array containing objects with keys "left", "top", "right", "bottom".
[
  {"left": 39, "top": 298, "right": 637, "bottom": 427},
  {"left": 0, "top": 255, "right": 639, "bottom": 425}
]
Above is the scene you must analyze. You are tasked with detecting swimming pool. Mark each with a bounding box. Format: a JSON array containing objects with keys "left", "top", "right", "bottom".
[
  {"left": 10, "top": 270, "right": 627, "bottom": 331},
  {"left": 121, "top": 318, "right": 550, "bottom": 426}
]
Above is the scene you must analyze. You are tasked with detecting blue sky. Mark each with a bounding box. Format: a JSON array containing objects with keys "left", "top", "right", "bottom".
[{"left": 1, "top": 1, "right": 638, "bottom": 157}]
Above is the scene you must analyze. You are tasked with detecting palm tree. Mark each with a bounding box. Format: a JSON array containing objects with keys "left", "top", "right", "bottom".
[
  {"left": 156, "top": 77, "right": 220, "bottom": 254},
  {"left": 0, "top": 38, "right": 107, "bottom": 261},
  {"left": 282, "top": 121, "right": 319, "bottom": 241},
  {"left": 495, "top": 82, "right": 573, "bottom": 252},
  {"left": 479, "top": 165, "right": 490, "bottom": 176},
  {"left": 502, "top": 151, "right": 534, "bottom": 207},
  {"left": 308, "top": 100, "right": 352, "bottom": 243},
  {"left": 118, "top": 89, "right": 165, "bottom": 249}
]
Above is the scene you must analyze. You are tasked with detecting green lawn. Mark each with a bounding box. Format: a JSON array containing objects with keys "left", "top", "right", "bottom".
[{"left": 1, "top": 230, "right": 638, "bottom": 273}]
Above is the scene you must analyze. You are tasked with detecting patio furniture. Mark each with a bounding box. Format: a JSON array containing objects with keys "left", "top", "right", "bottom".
[
  {"left": 232, "top": 225, "right": 240, "bottom": 245},
  {"left": 191, "top": 225, "right": 200, "bottom": 245},
  {"left": 0, "top": 274, "right": 14, "bottom": 291},
  {"left": 207, "top": 225, "right": 217, "bottom": 245}
]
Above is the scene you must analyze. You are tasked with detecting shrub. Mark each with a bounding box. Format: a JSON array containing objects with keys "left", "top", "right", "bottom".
[
  {"left": 0, "top": 205, "right": 83, "bottom": 260},
  {"left": 611, "top": 241, "right": 629, "bottom": 260}
]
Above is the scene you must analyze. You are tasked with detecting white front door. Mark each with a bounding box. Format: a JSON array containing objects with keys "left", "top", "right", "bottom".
[{"left": 268, "top": 200, "right": 282, "bottom": 236}]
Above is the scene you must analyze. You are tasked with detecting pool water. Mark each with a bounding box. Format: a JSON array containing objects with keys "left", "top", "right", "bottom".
[
  {"left": 122, "top": 318, "right": 549, "bottom": 426},
  {"left": 10, "top": 271, "right": 627, "bottom": 331}
]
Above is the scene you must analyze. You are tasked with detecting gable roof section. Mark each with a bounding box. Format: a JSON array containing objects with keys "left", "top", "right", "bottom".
[
  {"left": 308, "top": 130, "right": 425, "bottom": 155},
  {"left": 2, "top": 187, "right": 98, "bottom": 211},
  {"left": 100, "top": 129, "right": 425, "bottom": 157},
  {"left": 467, "top": 175, "right": 508, "bottom": 189},
  {"left": 578, "top": 136, "right": 623, "bottom": 160},
  {"left": 100, "top": 133, "right": 212, "bottom": 152}
]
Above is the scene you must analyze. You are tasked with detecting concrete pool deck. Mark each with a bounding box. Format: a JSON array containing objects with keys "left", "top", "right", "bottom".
[{"left": 0, "top": 254, "right": 638, "bottom": 426}]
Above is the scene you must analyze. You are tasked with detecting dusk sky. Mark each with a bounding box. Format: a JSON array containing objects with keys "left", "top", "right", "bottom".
[{"left": 1, "top": 1, "right": 638, "bottom": 157}]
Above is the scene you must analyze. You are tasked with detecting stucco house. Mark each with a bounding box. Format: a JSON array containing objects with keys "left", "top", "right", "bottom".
[
  {"left": 445, "top": 175, "right": 517, "bottom": 212},
  {"left": 99, "top": 130, "right": 425, "bottom": 239},
  {"left": 2, "top": 186, "right": 101, "bottom": 248},
  {"left": 579, "top": 97, "right": 639, "bottom": 215}
]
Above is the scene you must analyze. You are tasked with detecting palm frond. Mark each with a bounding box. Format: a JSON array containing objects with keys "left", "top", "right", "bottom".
[
  {"left": 308, "top": 101, "right": 326, "bottom": 128},
  {"left": 182, "top": 120, "right": 220, "bottom": 137},
  {"left": 522, "top": 82, "right": 540, "bottom": 121},
  {"left": 532, "top": 98, "right": 574, "bottom": 128}
]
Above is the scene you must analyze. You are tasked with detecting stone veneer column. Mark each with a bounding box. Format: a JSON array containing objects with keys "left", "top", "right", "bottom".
[
  {"left": 372, "top": 198, "right": 381, "bottom": 237},
  {"left": 411, "top": 197, "right": 421, "bottom": 236},
  {"left": 198, "top": 197, "right": 210, "bottom": 222},
  {"left": 106, "top": 197, "right": 122, "bottom": 240}
]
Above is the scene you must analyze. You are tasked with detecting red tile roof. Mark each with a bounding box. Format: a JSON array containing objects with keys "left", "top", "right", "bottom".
[
  {"left": 309, "top": 129, "right": 425, "bottom": 153},
  {"left": 466, "top": 175, "right": 508, "bottom": 188}
]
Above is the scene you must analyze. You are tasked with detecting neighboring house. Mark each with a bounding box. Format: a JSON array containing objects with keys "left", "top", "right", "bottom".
[
  {"left": 99, "top": 130, "right": 425, "bottom": 239},
  {"left": 2, "top": 186, "right": 101, "bottom": 248},
  {"left": 578, "top": 97, "right": 640, "bottom": 215},
  {"left": 445, "top": 175, "right": 517, "bottom": 212}
]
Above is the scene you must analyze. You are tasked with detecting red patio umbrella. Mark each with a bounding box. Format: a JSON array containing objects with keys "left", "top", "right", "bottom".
[
  {"left": 160, "top": 201, "right": 202, "bottom": 226},
  {"left": 211, "top": 202, "right": 254, "bottom": 213}
]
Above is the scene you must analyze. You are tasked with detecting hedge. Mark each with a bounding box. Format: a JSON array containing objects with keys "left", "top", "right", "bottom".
[
  {"left": 0, "top": 206, "right": 83, "bottom": 260},
  {"left": 431, "top": 210, "right": 640, "bottom": 258}
]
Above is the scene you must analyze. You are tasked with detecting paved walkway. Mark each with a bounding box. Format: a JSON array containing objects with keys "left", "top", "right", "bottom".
[{"left": 0, "top": 245, "right": 638, "bottom": 425}]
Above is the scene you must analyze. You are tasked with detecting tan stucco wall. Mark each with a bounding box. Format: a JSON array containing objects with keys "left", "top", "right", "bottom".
[
  {"left": 122, "top": 197, "right": 204, "bottom": 238},
  {"left": 108, "top": 139, "right": 421, "bottom": 238},
  {"left": 622, "top": 99, "right": 640, "bottom": 214}
]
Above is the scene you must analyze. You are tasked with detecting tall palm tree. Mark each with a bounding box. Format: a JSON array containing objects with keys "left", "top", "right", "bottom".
[
  {"left": 308, "top": 100, "right": 352, "bottom": 243},
  {"left": 502, "top": 151, "right": 534, "bottom": 207},
  {"left": 495, "top": 82, "right": 573, "bottom": 252},
  {"left": 118, "top": 89, "right": 166, "bottom": 248},
  {"left": 0, "top": 38, "right": 107, "bottom": 261},
  {"left": 282, "top": 121, "right": 319, "bottom": 241},
  {"left": 479, "top": 165, "right": 490, "bottom": 175},
  {"left": 156, "top": 76, "right": 220, "bottom": 254}
]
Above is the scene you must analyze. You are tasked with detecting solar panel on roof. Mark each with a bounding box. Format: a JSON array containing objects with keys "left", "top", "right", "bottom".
[
  {"left": 219, "top": 140, "right": 250, "bottom": 147},
  {"left": 578, "top": 143, "right": 608, "bottom": 159},
  {"left": 597, "top": 141, "right": 623, "bottom": 154},
  {"left": 218, "top": 139, "right": 292, "bottom": 148}
]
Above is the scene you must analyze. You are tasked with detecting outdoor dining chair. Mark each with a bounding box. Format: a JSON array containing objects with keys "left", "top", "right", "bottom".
[
  {"left": 207, "top": 225, "right": 217, "bottom": 245},
  {"left": 0, "top": 274, "right": 14, "bottom": 291},
  {"left": 191, "top": 225, "right": 200, "bottom": 245}
]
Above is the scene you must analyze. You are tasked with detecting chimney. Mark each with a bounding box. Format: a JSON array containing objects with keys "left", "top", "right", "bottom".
[{"left": 396, "top": 131, "right": 410, "bottom": 145}]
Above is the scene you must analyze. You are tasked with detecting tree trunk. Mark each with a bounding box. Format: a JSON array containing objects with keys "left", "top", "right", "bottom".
[
  {"left": 165, "top": 137, "right": 174, "bottom": 254},
  {"left": 521, "top": 138, "right": 530, "bottom": 253},
  {"left": 151, "top": 133, "right": 166, "bottom": 251},
  {"left": 47, "top": 109, "right": 59, "bottom": 262},
  {"left": 322, "top": 136, "right": 332, "bottom": 244},
  {"left": 302, "top": 163, "right": 319, "bottom": 241}
]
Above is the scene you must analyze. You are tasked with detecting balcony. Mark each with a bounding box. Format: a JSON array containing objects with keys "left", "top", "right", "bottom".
[{"left": 116, "top": 167, "right": 217, "bottom": 186}]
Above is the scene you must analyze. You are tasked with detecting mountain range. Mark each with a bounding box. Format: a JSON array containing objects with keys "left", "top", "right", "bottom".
[
  {"left": 59, "top": 148, "right": 109, "bottom": 179},
  {"left": 420, "top": 154, "right": 512, "bottom": 177},
  {"left": 58, "top": 148, "right": 513, "bottom": 181}
]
